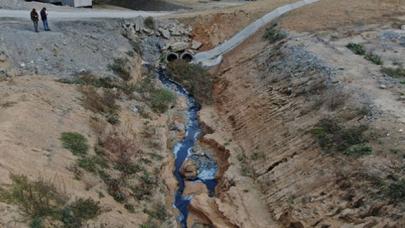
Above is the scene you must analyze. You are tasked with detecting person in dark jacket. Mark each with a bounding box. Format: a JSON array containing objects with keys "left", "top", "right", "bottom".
[
  {"left": 30, "top": 9, "right": 39, "bottom": 33},
  {"left": 40, "top": 8, "right": 50, "bottom": 31}
]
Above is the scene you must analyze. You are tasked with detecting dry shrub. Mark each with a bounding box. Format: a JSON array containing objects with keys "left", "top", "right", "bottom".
[
  {"left": 89, "top": 116, "right": 107, "bottom": 136},
  {"left": 79, "top": 86, "right": 119, "bottom": 115},
  {"left": 99, "top": 131, "right": 140, "bottom": 163}
]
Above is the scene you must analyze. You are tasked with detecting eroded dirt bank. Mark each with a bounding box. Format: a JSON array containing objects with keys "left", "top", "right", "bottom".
[{"left": 198, "top": 18, "right": 405, "bottom": 228}]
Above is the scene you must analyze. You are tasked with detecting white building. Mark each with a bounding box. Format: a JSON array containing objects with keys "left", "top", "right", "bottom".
[{"left": 62, "top": 0, "right": 92, "bottom": 7}]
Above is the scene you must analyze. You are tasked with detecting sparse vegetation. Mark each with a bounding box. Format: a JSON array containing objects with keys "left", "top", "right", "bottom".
[
  {"left": 108, "top": 58, "right": 131, "bottom": 81},
  {"left": 136, "top": 76, "right": 176, "bottom": 113},
  {"left": 149, "top": 88, "right": 176, "bottom": 113},
  {"left": 58, "top": 72, "right": 117, "bottom": 89},
  {"left": 61, "top": 198, "right": 101, "bottom": 227},
  {"left": 346, "top": 43, "right": 366, "bottom": 55},
  {"left": 386, "top": 179, "right": 405, "bottom": 200},
  {"left": 263, "top": 24, "right": 287, "bottom": 43},
  {"left": 167, "top": 60, "right": 215, "bottom": 105},
  {"left": 237, "top": 153, "right": 255, "bottom": 177},
  {"left": 132, "top": 170, "right": 157, "bottom": 200},
  {"left": 141, "top": 202, "right": 168, "bottom": 227},
  {"left": 79, "top": 86, "right": 120, "bottom": 124},
  {"left": 346, "top": 43, "right": 383, "bottom": 65},
  {"left": 365, "top": 53, "right": 383, "bottom": 65},
  {"left": 311, "top": 118, "right": 372, "bottom": 156},
  {"left": 0, "top": 174, "right": 100, "bottom": 228},
  {"left": 60, "top": 132, "right": 89, "bottom": 156},
  {"left": 381, "top": 67, "right": 405, "bottom": 78},
  {"left": 251, "top": 151, "right": 265, "bottom": 160}
]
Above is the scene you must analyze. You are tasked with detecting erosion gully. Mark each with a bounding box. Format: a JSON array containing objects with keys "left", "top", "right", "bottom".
[{"left": 157, "top": 68, "right": 218, "bottom": 227}]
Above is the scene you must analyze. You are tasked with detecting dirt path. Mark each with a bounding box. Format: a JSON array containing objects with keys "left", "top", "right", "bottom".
[{"left": 0, "top": 9, "right": 169, "bottom": 20}]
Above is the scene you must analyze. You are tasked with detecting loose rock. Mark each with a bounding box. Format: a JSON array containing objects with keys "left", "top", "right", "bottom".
[
  {"left": 180, "top": 159, "right": 198, "bottom": 180},
  {"left": 191, "top": 40, "right": 203, "bottom": 50},
  {"left": 159, "top": 28, "right": 171, "bottom": 39}
]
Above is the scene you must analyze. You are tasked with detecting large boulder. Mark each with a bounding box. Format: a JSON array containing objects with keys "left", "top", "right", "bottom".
[
  {"left": 180, "top": 159, "right": 198, "bottom": 180},
  {"left": 169, "top": 42, "right": 189, "bottom": 52}
]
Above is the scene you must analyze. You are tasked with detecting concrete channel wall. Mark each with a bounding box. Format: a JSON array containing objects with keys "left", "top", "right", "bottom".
[{"left": 193, "top": 0, "right": 320, "bottom": 66}]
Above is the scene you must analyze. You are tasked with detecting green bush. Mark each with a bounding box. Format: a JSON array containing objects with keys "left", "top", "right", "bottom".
[
  {"left": 365, "top": 53, "right": 383, "bottom": 65},
  {"left": 263, "top": 25, "right": 287, "bottom": 43},
  {"left": 68, "top": 198, "right": 100, "bottom": 221},
  {"left": 132, "top": 171, "right": 156, "bottom": 200},
  {"left": 77, "top": 157, "right": 98, "bottom": 173},
  {"left": 114, "top": 162, "right": 143, "bottom": 175},
  {"left": 311, "top": 118, "right": 371, "bottom": 155},
  {"left": 0, "top": 175, "right": 101, "bottom": 227},
  {"left": 346, "top": 43, "right": 366, "bottom": 55},
  {"left": 136, "top": 76, "right": 176, "bottom": 113},
  {"left": 381, "top": 67, "right": 405, "bottom": 78},
  {"left": 145, "top": 202, "right": 167, "bottom": 221},
  {"left": 150, "top": 88, "right": 176, "bottom": 113},
  {"left": 167, "top": 60, "right": 215, "bottom": 105},
  {"left": 343, "top": 144, "right": 372, "bottom": 157},
  {"left": 60, "top": 198, "right": 100, "bottom": 228},
  {"left": 386, "top": 179, "right": 405, "bottom": 200},
  {"left": 144, "top": 17, "right": 155, "bottom": 30},
  {"left": 60, "top": 132, "right": 89, "bottom": 156}
]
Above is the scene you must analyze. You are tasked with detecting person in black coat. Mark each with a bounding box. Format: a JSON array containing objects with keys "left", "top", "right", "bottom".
[
  {"left": 30, "top": 8, "right": 39, "bottom": 32},
  {"left": 40, "top": 7, "right": 50, "bottom": 31}
]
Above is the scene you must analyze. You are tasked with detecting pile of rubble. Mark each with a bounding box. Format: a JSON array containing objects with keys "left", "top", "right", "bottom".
[{"left": 122, "top": 16, "right": 202, "bottom": 55}]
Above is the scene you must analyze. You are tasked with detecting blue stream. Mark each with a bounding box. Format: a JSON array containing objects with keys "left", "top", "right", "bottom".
[{"left": 157, "top": 69, "right": 217, "bottom": 228}]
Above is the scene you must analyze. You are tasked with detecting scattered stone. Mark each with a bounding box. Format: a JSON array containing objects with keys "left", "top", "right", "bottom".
[
  {"left": 401, "top": 25, "right": 405, "bottom": 30},
  {"left": 132, "top": 106, "right": 139, "bottom": 113},
  {"left": 0, "top": 53, "right": 6, "bottom": 62},
  {"left": 6, "top": 69, "right": 17, "bottom": 77},
  {"left": 0, "top": 68, "right": 6, "bottom": 77},
  {"left": 169, "top": 27, "right": 182, "bottom": 36},
  {"left": 169, "top": 42, "right": 189, "bottom": 52},
  {"left": 191, "top": 40, "right": 203, "bottom": 50},
  {"left": 379, "top": 84, "right": 387, "bottom": 89},
  {"left": 142, "top": 27, "right": 154, "bottom": 35},
  {"left": 159, "top": 28, "right": 171, "bottom": 39},
  {"left": 20, "top": 63, "right": 25, "bottom": 68}
]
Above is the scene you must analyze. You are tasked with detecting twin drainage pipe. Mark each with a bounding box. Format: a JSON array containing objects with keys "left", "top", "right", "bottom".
[{"left": 165, "top": 51, "right": 194, "bottom": 63}]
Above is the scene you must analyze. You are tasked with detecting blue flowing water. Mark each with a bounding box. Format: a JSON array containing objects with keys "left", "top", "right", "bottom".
[{"left": 157, "top": 68, "right": 217, "bottom": 227}]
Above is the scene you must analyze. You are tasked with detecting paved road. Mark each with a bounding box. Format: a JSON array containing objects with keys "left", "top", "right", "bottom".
[
  {"left": 193, "top": 0, "right": 321, "bottom": 66},
  {"left": 0, "top": 9, "right": 169, "bottom": 20}
]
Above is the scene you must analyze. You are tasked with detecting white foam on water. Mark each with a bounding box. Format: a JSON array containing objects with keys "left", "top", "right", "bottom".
[
  {"left": 173, "top": 143, "right": 182, "bottom": 158},
  {"left": 198, "top": 167, "right": 217, "bottom": 180}
]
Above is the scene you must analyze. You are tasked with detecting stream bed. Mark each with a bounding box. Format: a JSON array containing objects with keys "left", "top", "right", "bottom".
[{"left": 157, "top": 68, "right": 217, "bottom": 227}]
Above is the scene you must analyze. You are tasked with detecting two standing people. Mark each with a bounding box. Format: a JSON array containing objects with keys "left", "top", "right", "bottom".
[{"left": 30, "top": 8, "right": 50, "bottom": 33}]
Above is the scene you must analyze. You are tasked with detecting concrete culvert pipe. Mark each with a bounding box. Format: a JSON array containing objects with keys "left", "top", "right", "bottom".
[
  {"left": 180, "top": 52, "right": 193, "bottom": 62},
  {"left": 166, "top": 52, "right": 179, "bottom": 62}
]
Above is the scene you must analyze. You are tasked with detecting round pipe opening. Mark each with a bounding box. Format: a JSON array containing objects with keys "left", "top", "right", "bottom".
[
  {"left": 181, "top": 52, "right": 193, "bottom": 62},
  {"left": 166, "top": 53, "right": 179, "bottom": 62}
]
